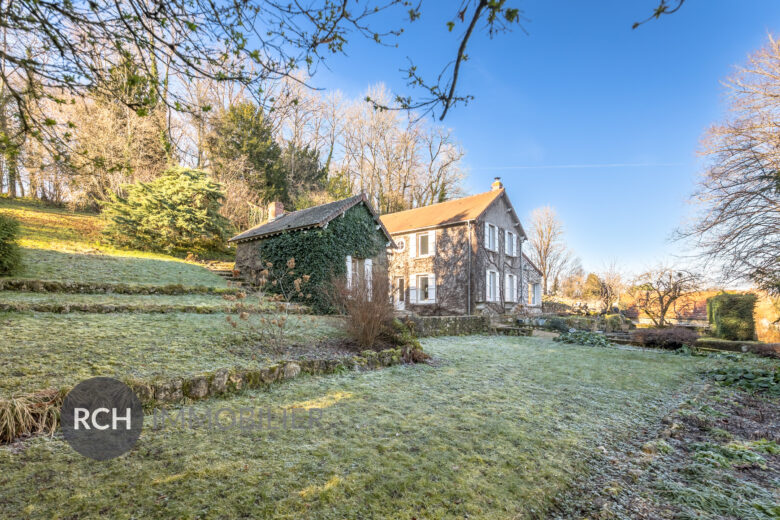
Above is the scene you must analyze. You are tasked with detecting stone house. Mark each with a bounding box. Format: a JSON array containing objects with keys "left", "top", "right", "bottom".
[
  {"left": 379, "top": 179, "right": 543, "bottom": 316},
  {"left": 229, "top": 194, "right": 394, "bottom": 300}
]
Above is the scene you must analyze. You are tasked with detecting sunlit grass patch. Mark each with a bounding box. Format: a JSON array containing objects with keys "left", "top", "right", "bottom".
[
  {"left": 0, "top": 198, "right": 228, "bottom": 286},
  {"left": 0, "top": 336, "right": 709, "bottom": 518}
]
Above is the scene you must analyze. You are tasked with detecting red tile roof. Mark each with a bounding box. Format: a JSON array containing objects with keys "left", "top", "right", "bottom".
[{"left": 380, "top": 189, "right": 505, "bottom": 234}]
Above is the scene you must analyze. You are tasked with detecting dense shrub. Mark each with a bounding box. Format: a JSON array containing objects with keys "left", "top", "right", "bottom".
[
  {"left": 0, "top": 214, "right": 22, "bottom": 275},
  {"left": 631, "top": 327, "right": 699, "bottom": 349},
  {"left": 544, "top": 317, "right": 571, "bottom": 333},
  {"left": 102, "top": 167, "right": 233, "bottom": 255},
  {"left": 554, "top": 331, "right": 612, "bottom": 348},
  {"left": 603, "top": 314, "right": 624, "bottom": 332},
  {"left": 707, "top": 293, "right": 757, "bottom": 341}
]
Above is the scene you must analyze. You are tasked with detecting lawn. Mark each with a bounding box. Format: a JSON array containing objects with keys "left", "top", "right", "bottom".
[
  {"left": 0, "top": 290, "right": 251, "bottom": 311},
  {"left": 0, "top": 197, "right": 228, "bottom": 286},
  {"left": 0, "top": 311, "right": 343, "bottom": 394},
  {"left": 1, "top": 336, "right": 716, "bottom": 519}
]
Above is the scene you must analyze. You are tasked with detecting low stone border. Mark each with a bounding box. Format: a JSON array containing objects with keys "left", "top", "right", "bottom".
[
  {"left": 130, "top": 349, "right": 402, "bottom": 405},
  {"left": 0, "top": 279, "right": 239, "bottom": 295},
  {"left": 0, "top": 302, "right": 244, "bottom": 314},
  {"left": 696, "top": 338, "right": 780, "bottom": 358},
  {"left": 404, "top": 315, "right": 489, "bottom": 337},
  {"left": 0, "top": 349, "right": 402, "bottom": 444}
]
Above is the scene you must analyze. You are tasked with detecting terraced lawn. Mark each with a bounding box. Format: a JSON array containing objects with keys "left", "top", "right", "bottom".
[
  {"left": 0, "top": 290, "right": 254, "bottom": 311},
  {"left": 0, "top": 311, "right": 343, "bottom": 394},
  {"left": 0, "top": 197, "right": 228, "bottom": 286},
  {"left": 1, "top": 336, "right": 717, "bottom": 519}
]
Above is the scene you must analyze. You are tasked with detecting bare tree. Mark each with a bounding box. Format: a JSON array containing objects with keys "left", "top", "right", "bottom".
[
  {"left": 597, "top": 262, "right": 624, "bottom": 313},
  {"left": 527, "top": 206, "right": 573, "bottom": 295},
  {"left": 629, "top": 265, "right": 701, "bottom": 327},
  {"left": 679, "top": 35, "right": 780, "bottom": 295},
  {"left": 559, "top": 257, "right": 585, "bottom": 299}
]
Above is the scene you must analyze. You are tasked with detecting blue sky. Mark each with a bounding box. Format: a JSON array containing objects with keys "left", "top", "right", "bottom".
[{"left": 313, "top": 1, "right": 780, "bottom": 273}]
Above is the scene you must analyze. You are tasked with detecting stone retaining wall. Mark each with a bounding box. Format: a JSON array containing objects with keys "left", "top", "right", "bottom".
[
  {"left": 404, "top": 315, "right": 490, "bottom": 337},
  {"left": 0, "top": 279, "right": 239, "bottom": 295},
  {"left": 128, "top": 349, "right": 403, "bottom": 406},
  {"left": 0, "top": 349, "right": 403, "bottom": 444}
]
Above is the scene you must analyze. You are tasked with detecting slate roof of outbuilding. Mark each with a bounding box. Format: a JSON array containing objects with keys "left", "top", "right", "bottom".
[{"left": 229, "top": 194, "right": 393, "bottom": 244}]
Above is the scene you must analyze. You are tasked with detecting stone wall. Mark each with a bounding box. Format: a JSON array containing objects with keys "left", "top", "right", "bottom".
[
  {"left": 404, "top": 315, "right": 490, "bottom": 337},
  {"left": 387, "top": 223, "right": 472, "bottom": 315},
  {"left": 128, "top": 349, "right": 403, "bottom": 406}
]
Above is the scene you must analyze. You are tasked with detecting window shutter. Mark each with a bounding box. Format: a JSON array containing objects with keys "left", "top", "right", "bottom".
[
  {"left": 346, "top": 256, "right": 352, "bottom": 289},
  {"left": 428, "top": 274, "right": 436, "bottom": 303},
  {"left": 428, "top": 230, "right": 436, "bottom": 256},
  {"left": 365, "top": 259, "right": 373, "bottom": 300},
  {"left": 484, "top": 222, "right": 490, "bottom": 249},
  {"left": 504, "top": 275, "right": 510, "bottom": 303},
  {"left": 409, "top": 233, "right": 416, "bottom": 258},
  {"left": 535, "top": 284, "right": 542, "bottom": 306},
  {"left": 513, "top": 234, "right": 518, "bottom": 257},
  {"left": 485, "top": 270, "right": 490, "bottom": 302},
  {"left": 409, "top": 276, "right": 417, "bottom": 304}
]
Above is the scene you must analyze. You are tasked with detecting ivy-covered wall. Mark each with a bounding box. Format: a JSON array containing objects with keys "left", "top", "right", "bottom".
[{"left": 234, "top": 203, "right": 388, "bottom": 313}]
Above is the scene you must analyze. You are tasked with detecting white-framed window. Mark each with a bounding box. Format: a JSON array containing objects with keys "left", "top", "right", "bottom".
[
  {"left": 395, "top": 237, "right": 406, "bottom": 252},
  {"left": 505, "top": 231, "right": 517, "bottom": 257},
  {"left": 409, "top": 230, "right": 435, "bottom": 258},
  {"left": 485, "top": 222, "right": 498, "bottom": 252},
  {"left": 527, "top": 282, "right": 541, "bottom": 305},
  {"left": 346, "top": 255, "right": 353, "bottom": 289},
  {"left": 505, "top": 273, "right": 517, "bottom": 302},
  {"left": 486, "top": 269, "right": 499, "bottom": 302},
  {"left": 410, "top": 273, "right": 436, "bottom": 304}
]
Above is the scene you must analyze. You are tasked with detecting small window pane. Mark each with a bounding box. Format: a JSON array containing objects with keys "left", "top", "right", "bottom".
[
  {"left": 418, "top": 275, "right": 429, "bottom": 300},
  {"left": 418, "top": 234, "right": 429, "bottom": 256}
]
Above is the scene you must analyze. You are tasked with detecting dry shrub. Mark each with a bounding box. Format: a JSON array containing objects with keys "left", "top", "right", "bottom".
[
  {"left": 631, "top": 327, "right": 699, "bottom": 349},
  {"left": 0, "top": 389, "right": 65, "bottom": 444},
  {"left": 227, "top": 258, "right": 310, "bottom": 351},
  {"left": 330, "top": 272, "right": 394, "bottom": 349}
]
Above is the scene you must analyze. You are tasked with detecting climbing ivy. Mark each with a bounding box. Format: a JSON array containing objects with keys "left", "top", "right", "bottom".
[{"left": 253, "top": 203, "right": 386, "bottom": 313}]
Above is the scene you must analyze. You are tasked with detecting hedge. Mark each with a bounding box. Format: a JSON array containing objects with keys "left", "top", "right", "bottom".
[
  {"left": 0, "top": 213, "right": 22, "bottom": 275},
  {"left": 706, "top": 293, "right": 757, "bottom": 341}
]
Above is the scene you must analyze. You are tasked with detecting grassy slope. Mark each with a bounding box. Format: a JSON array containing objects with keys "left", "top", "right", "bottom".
[
  {"left": 1, "top": 336, "right": 709, "bottom": 519},
  {"left": 0, "top": 290, "right": 252, "bottom": 309},
  {"left": 0, "top": 312, "right": 342, "bottom": 394},
  {"left": 0, "top": 198, "right": 228, "bottom": 286}
]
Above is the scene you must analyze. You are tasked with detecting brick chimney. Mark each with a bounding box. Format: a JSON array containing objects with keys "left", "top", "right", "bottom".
[
  {"left": 268, "top": 201, "right": 284, "bottom": 221},
  {"left": 491, "top": 177, "right": 503, "bottom": 191}
]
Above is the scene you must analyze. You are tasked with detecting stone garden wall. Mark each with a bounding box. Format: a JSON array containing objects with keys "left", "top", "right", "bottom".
[
  {"left": 405, "top": 315, "right": 490, "bottom": 337},
  {"left": 128, "top": 349, "right": 403, "bottom": 406},
  {"left": 0, "top": 349, "right": 403, "bottom": 444}
]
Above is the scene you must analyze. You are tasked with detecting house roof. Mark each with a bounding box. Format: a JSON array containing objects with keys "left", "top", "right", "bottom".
[
  {"left": 229, "top": 194, "right": 394, "bottom": 244},
  {"left": 379, "top": 188, "right": 526, "bottom": 236}
]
